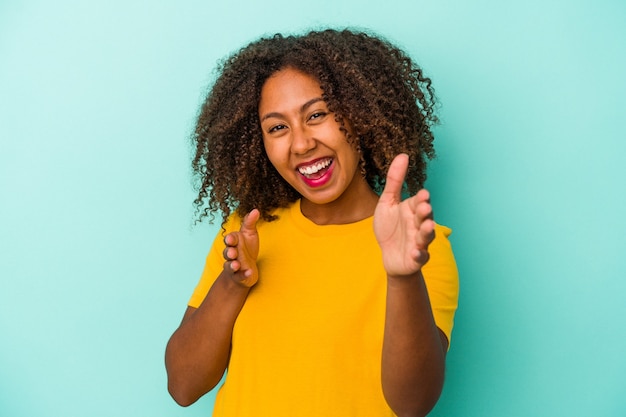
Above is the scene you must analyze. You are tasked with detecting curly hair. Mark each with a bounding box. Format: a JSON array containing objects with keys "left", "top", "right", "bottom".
[{"left": 192, "top": 28, "right": 438, "bottom": 225}]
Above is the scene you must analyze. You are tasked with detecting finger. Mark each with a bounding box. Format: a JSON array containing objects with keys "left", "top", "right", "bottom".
[
  {"left": 417, "top": 219, "right": 436, "bottom": 249},
  {"left": 223, "top": 246, "right": 237, "bottom": 261},
  {"left": 240, "top": 209, "right": 260, "bottom": 234},
  {"left": 407, "top": 188, "right": 431, "bottom": 212},
  {"left": 416, "top": 199, "right": 433, "bottom": 222},
  {"left": 416, "top": 189, "right": 430, "bottom": 204},
  {"left": 422, "top": 219, "right": 436, "bottom": 237},
  {"left": 379, "top": 154, "right": 409, "bottom": 205},
  {"left": 224, "top": 260, "right": 240, "bottom": 272},
  {"left": 412, "top": 248, "right": 430, "bottom": 266},
  {"left": 224, "top": 232, "right": 238, "bottom": 247}
]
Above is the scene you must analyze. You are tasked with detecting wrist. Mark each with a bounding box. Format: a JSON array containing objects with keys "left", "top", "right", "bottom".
[
  {"left": 386, "top": 270, "right": 424, "bottom": 288},
  {"left": 217, "top": 271, "right": 255, "bottom": 293}
]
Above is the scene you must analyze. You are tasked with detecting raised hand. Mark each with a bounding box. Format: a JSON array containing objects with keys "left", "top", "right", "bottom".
[
  {"left": 222, "top": 209, "right": 261, "bottom": 287},
  {"left": 373, "top": 154, "right": 435, "bottom": 277}
]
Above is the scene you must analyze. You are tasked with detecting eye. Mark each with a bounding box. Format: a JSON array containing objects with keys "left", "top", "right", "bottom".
[
  {"left": 268, "top": 124, "right": 287, "bottom": 133},
  {"left": 308, "top": 112, "right": 327, "bottom": 122}
]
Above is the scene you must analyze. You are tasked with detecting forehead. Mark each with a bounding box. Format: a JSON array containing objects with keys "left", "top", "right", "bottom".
[{"left": 259, "top": 68, "right": 324, "bottom": 114}]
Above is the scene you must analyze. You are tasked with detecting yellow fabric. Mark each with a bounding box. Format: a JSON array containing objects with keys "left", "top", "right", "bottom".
[{"left": 188, "top": 200, "right": 459, "bottom": 417}]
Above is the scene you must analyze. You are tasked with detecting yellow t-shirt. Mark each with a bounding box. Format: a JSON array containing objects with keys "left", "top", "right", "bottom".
[{"left": 189, "top": 200, "right": 459, "bottom": 417}]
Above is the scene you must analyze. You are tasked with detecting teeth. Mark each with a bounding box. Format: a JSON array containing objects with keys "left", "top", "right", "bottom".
[{"left": 298, "top": 159, "right": 332, "bottom": 176}]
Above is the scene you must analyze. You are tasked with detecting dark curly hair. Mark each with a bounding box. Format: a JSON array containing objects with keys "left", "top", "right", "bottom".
[{"left": 192, "top": 28, "right": 438, "bottom": 225}]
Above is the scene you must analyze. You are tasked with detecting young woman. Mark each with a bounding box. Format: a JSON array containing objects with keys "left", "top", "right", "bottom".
[{"left": 165, "top": 29, "right": 459, "bottom": 417}]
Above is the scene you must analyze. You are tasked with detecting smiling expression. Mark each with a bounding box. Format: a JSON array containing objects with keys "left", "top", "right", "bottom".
[{"left": 258, "top": 67, "right": 376, "bottom": 220}]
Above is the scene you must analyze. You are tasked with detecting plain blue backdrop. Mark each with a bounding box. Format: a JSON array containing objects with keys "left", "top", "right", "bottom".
[{"left": 1, "top": 0, "right": 625, "bottom": 416}]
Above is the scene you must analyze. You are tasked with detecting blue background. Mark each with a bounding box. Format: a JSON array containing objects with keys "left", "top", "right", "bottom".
[{"left": 1, "top": 1, "right": 625, "bottom": 416}]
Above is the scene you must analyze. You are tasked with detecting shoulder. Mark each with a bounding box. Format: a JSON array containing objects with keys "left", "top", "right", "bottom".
[
  {"left": 424, "top": 223, "right": 459, "bottom": 344},
  {"left": 430, "top": 224, "right": 454, "bottom": 256},
  {"left": 423, "top": 223, "right": 459, "bottom": 297},
  {"left": 434, "top": 223, "right": 452, "bottom": 238},
  {"left": 222, "top": 204, "right": 296, "bottom": 234},
  {"left": 424, "top": 222, "right": 459, "bottom": 283}
]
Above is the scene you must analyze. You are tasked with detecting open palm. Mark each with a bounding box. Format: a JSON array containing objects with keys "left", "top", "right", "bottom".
[
  {"left": 373, "top": 154, "right": 435, "bottom": 277},
  {"left": 223, "top": 209, "right": 260, "bottom": 287}
]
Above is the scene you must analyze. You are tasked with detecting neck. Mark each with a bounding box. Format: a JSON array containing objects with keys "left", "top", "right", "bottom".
[{"left": 300, "top": 187, "right": 379, "bottom": 225}]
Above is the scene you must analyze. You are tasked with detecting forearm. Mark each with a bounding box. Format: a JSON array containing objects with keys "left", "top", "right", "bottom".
[
  {"left": 165, "top": 271, "right": 250, "bottom": 406},
  {"left": 381, "top": 271, "right": 446, "bottom": 417}
]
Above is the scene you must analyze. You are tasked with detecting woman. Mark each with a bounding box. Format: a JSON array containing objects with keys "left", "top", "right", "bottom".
[{"left": 165, "top": 28, "right": 459, "bottom": 417}]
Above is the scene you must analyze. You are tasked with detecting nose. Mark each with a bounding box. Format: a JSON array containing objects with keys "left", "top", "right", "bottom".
[{"left": 290, "top": 124, "right": 316, "bottom": 155}]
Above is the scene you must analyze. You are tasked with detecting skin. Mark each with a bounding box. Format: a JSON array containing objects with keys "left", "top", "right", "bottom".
[
  {"left": 259, "top": 68, "right": 379, "bottom": 225},
  {"left": 165, "top": 68, "right": 447, "bottom": 416}
]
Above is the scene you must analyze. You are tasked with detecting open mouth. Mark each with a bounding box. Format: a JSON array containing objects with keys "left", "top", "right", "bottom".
[{"left": 297, "top": 158, "right": 333, "bottom": 179}]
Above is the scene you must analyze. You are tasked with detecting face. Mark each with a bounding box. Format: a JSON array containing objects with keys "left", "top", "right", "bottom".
[{"left": 259, "top": 68, "right": 373, "bottom": 213}]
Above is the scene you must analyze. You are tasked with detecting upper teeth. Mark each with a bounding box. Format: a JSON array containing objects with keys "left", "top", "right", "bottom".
[{"left": 298, "top": 159, "right": 332, "bottom": 175}]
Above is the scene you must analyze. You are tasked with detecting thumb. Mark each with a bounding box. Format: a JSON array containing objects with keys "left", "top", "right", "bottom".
[
  {"left": 379, "top": 154, "right": 409, "bottom": 205},
  {"left": 240, "top": 209, "right": 260, "bottom": 234}
]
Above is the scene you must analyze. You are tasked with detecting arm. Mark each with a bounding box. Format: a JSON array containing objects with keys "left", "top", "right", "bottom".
[
  {"left": 374, "top": 155, "right": 446, "bottom": 417},
  {"left": 165, "top": 210, "right": 260, "bottom": 406},
  {"left": 382, "top": 272, "right": 447, "bottom": 417}
]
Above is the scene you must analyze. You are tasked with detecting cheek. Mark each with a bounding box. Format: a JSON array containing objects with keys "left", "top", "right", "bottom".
[
  {"left": 342, "top": 141, "right": 361, "bottom": 166},
  {"left": 262, "top": 140, "right": 286, "bottom": 170}
]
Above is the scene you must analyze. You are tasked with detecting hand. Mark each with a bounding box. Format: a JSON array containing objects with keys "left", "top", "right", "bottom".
[
  {"left": 222, "top": 209, "right": 260, "bottom": 287},
  {"left": 373, "top": 154, "right": 435, "bottom": 277}
]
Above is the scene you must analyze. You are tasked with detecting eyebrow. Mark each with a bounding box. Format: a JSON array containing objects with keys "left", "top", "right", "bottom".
[{"left": 260, "top": 97, "right": 326, "bottom": 122}]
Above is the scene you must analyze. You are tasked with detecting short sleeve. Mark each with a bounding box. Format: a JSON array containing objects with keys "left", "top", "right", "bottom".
[
  {"left": 422, "top": 224, "right": 460, "bottom": 346},
  {"left": 187, "top": 214, "right": 242, "bottom": 308}
]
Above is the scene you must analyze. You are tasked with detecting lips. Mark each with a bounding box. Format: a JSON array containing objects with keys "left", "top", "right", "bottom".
[
  {"left": 297, "top": 158, "right": 333, "bottom": 179},
  {"left": 296, "top": 157, "right": 334, "bottom": 187}
]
